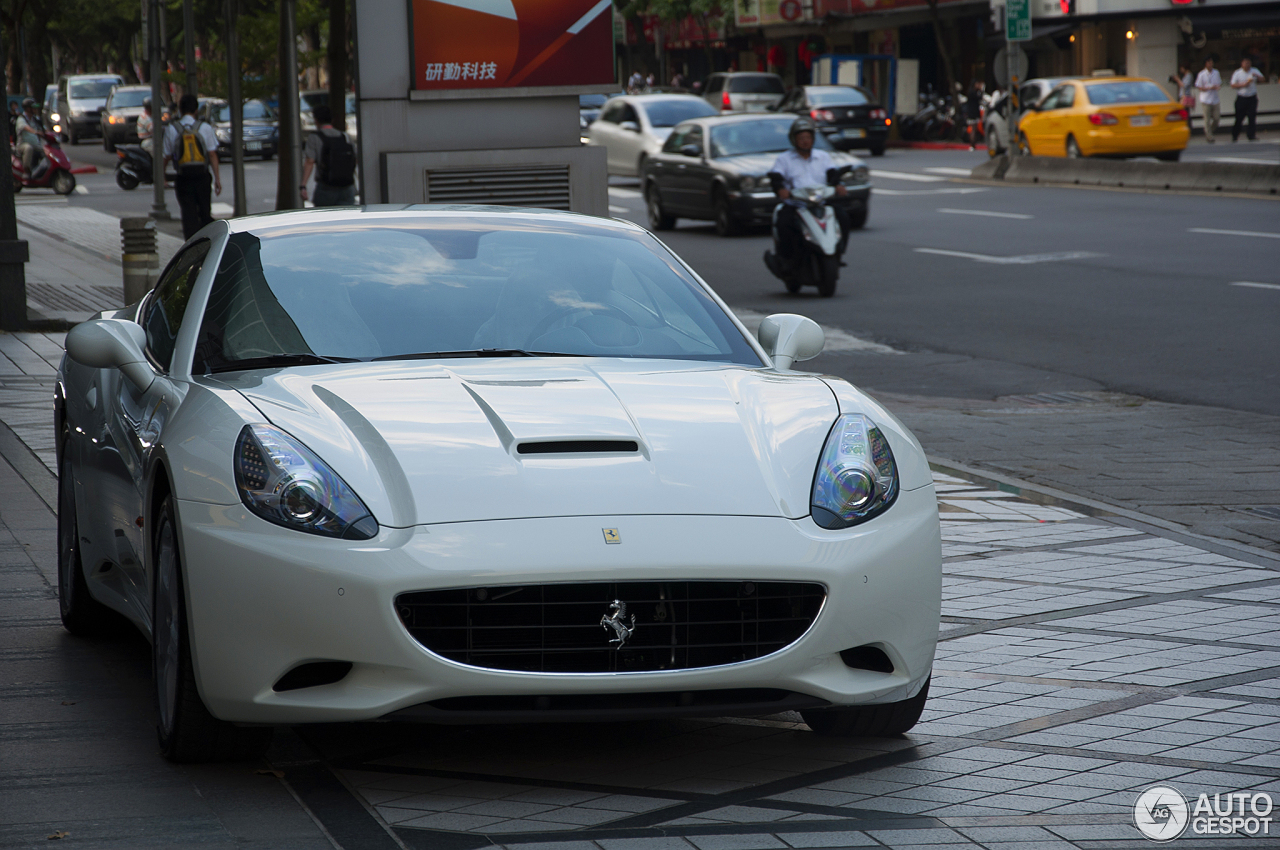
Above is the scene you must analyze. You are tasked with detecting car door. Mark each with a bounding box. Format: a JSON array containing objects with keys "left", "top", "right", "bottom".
[
  {"left": 1042, "top": 84, "right": 1076, "bottom": 154},
  {"left": 100, "top": 241, "right": 208, "bottom": 624},
  {"left": 1025, "top": 85, "right": 1068, "bottom": 153},
  {"left": 615, "top": 102, "right": 644, "bottom": 175},
  {"left": 678, "top": 125, "right": 715, "bottom": 217},
  {"left": 648, "top": 124, "right": 689, "bottom": 204},
  {"left": 589, "top": 101, "right": 622, "bottom": 171}
]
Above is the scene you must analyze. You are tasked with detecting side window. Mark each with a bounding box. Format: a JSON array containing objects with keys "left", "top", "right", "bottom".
[
  {"left": 663, "top": 126, "right": 689, "bottom": 153},
  {"left": 143, "top": 241, "right": 210, "bottom": 371},
  {"left": 685, "top": 126, "right": 703, "bottom": 154},
  {"left": 598, "top": 102, "right": 620, "bottom": 124},
  {"left": 620, "top": 104, "right": 639, "bottom": 125},
  {"left": 1059, "top": 85, "right": 1076, "bottom": 108},
  {"left": 1020, "top": 85, "right": 1040, "bottom": 109}
]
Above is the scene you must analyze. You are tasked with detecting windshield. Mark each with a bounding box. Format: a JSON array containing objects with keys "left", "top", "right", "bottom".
[
  {"left": 808, "top": 87, "right": 872, "bottom": 107},
  {"left": 109, "top": 89, "right": 149, "bottom": 108},
  {"left": 727, "top": 75, "right": 785, "bottom": 94},
  {"left": 195, "top": 220, "right": 760, "bottom": 371},
  {"left": 710, "top": 119, "right": 836, "bottom": 158},
  {"left": 644, "top": 98, "right": 717, "bottom": 128},
  {"left": 213, "top": 101, "right": 275, "bottom": 122},
  {"left": 1085, "top": 81, "right": 1171, "bottom": 105},
  {"left": 69, "top": 79, "right": 119, "bottom": 99}
]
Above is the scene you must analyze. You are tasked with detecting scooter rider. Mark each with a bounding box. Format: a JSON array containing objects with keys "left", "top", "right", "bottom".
[
  {"left": 764, "top": 117, "right": 851, "bottom": 278},
  {"left": 14, "top": 98, "right": 45, "bottom": 177}
]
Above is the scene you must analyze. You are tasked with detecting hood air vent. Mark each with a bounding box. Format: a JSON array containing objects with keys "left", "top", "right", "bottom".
[{"left": 517, "top": 440, "right": 638, "bottom": 455}]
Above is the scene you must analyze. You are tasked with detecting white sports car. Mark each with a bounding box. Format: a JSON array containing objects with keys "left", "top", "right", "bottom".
[{"left": 56, "top": 207, "right": 941, "bottom": 762}]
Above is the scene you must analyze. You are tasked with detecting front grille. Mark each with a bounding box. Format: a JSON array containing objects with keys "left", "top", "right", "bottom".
[{"left": 397, "top": 581, "right": 825, "bottom": 674}]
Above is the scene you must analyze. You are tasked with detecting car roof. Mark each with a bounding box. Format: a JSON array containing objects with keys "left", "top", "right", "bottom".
[
  {"left": 112, "top": 85, "right": 151, "bottom": 91},
  {"left": 710, "top": 72, "right": 781, "bottom": 78},
  {"left": 619, "top": 93, "right": 706, "bottom": 103},
  {"left": 1078, "top": 75, "right": 1160, "bottom": 85},
  {"left": 681, "top": 113, "right": 797, "bottom": 128},
  {"left": 222, "top": 205, "right": 650, "bottom": 237}
]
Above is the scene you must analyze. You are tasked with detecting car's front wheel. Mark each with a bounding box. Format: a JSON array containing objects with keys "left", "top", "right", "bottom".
[
  {"left": 153, "top": 495, "right": 272, "bottom": 762},
  {"left": 802, "top": 677, "right": 930, "bottom": 737},
  {"left": 645, "top": 184, "right": 675, "bottom": 231},
  {"left": 713, "top": 188, "right": 740, "bottom": 237},
  {"left": 1066, "top": 135, "right": 1082, "bottom": 159}
]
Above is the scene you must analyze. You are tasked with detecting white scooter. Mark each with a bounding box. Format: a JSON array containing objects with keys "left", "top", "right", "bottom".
[{"left": 764, "top": 168, "right": 849, "bottom": 298}]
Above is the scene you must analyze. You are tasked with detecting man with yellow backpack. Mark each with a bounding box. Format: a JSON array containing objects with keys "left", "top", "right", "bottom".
[{"left": 163, "top": 94, "right": 222, "bottom": 238}]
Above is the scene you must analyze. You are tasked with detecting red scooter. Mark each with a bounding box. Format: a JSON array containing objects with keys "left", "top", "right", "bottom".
[{"left": 11, "top": 130, "right": 76, "bottom": 195}]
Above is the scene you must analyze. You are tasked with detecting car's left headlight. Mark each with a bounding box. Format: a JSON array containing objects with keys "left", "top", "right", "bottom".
[
  {"left": 215, "top": 128, "right": 231, "bottom": 143},
  {"left": 740, "top": 175, "right": 757, "bottom": 191},
  {"left": 844, "top": 165, "right": 870, "bottom": 185},
  {"left": 811, "top": 414, "right": 899, "bottom": 529},
  {"left": 234, "top": 424, "right": 378, "bottom": 540}
]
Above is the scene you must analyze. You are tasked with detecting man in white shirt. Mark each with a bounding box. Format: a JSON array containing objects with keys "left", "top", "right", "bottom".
[
  {"left": 1194, "top": 58, "right": 1222, "bottom": 143},
  {"left": 163, "top": 94, "right": 222, "bottom": 238},
  {"left": 1229, "top": 57, "right": 1265, "bottom": 142},
  {"left": 763, "top": 117, "right": 850, "bottom": 278}
]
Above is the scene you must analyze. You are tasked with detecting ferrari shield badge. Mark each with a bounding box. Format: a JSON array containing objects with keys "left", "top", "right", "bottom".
[
  {"left": 602, "top": 528, "right": 621, "bottom": 544},
  {"left": 600, "top": 600, "right": 636, "bottom": 649}
]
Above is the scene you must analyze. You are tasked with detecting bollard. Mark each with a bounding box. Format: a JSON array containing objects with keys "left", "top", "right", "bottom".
[{"left": 121, "top": 217, "right": 159, "bottom": 305}]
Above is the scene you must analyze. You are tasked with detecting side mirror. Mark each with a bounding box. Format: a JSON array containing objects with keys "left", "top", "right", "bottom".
[
  {"left": 65, "top": 318, "right": 154, "bottom": 392},
  {"left": 757, "top": 313, "right": 824, "bottom": 371},
  {"left": 619, "top": 120, "right": 640, "bottom": 132},
  {"left": 679, "top": 143, "right": 702, "bottom": 157}
]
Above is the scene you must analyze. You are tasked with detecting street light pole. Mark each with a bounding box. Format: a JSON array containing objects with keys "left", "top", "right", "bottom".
[
  {"left": 225, "top": 0, "right": 246, "bottom": 217},
  {"left": 149, "top": 0, "right": 170, "bottom": 220}
]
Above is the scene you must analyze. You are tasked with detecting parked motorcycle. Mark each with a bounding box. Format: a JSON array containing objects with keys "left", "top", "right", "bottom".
[
  {"left": 762, "top": 167, "right": 849, "bottom": 298},
  {"left": 114, "top": 144, "right": 154, "bottom": 190},
  {"left": 10, "top": 131, "right": 76, "bottom": 195}
]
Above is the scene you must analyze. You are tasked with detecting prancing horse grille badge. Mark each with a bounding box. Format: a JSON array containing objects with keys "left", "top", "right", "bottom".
[
  {"left": 602, "top": 528, "right": 621, "bottom": 544},
  {"left": 600, "top": 600, "right": 636, "bottom": 649}
]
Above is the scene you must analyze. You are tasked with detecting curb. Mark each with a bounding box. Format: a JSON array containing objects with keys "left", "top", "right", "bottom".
[
  {"left": 971, "top": 154, "right": 1280, "bottom": 196},
  {"left": 890, "top": 140, "right": 986, "bottom": 151},
  {"left": 928, "top": 455, "right": 1280, "bottom": 568}
]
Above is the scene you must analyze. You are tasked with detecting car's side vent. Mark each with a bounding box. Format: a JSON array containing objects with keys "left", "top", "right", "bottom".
[
  {"left": 424, "top": 165, "right": 571, "bottom": 209},
  {"left": 840, "top": 645, "right": 895, "bottom": 673},
  {"left": 517, "top": 440, "right": 639, "bottom": 455},
  {"left": 272, "top": 661, "right": 352, "bottom": 692}
]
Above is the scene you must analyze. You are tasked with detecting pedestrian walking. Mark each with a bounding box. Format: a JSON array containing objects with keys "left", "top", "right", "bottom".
[
  {"left": 1229, "top": 57, "right": 1264, "bottom": 142},
  {"left": 963, "top": 80, "right": 984, "bottom": 150},
  {"left": 300, "top": 104, "right": 358, "bottom": 207},
  {"left": 164, "top": 93, "right": 221, "bottom": 239},
  {"left": 1194, "top": 58, "right": 1222, "bottom": 143},
  {"left": 1170, "top": 65, "right": 1194, "bottom": 130}
]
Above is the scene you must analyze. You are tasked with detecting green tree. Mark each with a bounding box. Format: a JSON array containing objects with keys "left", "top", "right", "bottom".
[{"left": 622, "top": 0, "right": 723, "bottom": 82}]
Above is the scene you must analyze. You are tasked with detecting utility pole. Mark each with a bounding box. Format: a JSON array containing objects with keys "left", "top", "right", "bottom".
[
  {"left": 1005, "top": 0, "right": 1030, "bottom": 156},
  {"left": 328, "top": 0, "right": 347, "bottom": 133},
  {"left": 183, "top": 0, "right": 197, "bottom": 97},
  {"left": 275, "top": 0, "right": 302, "bottom": 210},
  {"left": 226, "top": 0, "right": 246, "bottom": 217},
  {"left": 0, "top": 33, "right": 29, "bottom": 331},
  {"left": 148, "top": 0, "right": 170, "bottom": 220}
]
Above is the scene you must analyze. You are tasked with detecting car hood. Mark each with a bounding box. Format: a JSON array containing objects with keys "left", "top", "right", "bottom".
[
  {"left": 224, "top": 359, "right": 838, "bottom": 527},
  {"left": 714, "top": 150, "right": 865, "bottom": 176}
]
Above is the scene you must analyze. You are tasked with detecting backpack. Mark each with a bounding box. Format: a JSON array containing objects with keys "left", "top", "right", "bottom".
[
  {"left": 316, "top": 129, "right": 356, "bottom": 187},
  {"left": 175, "top": 120, "right": 210, "bottom": 173}
]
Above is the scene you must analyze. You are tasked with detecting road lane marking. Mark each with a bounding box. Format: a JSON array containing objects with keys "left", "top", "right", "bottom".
[
  {"left": 937, "top": 208, "right": 1033, "bottom": 220},
  {"left": 869, "top": 170, "right": 948, "bottom": 182},
  {"left": 1231, "top": 281, "right": 1280, "bottom": 291},
  {"left": 73, "top": 184, "right": 88, "bottom": 195},
  {"left": 874, "top": 187, "right": 988, "bottom": 196},
  {"left": 609, "top": 205, "right": 629, "bottom": 214},
  {"left": 915, "top": 248, "right": 1102, "bottom": 264},
  {"left": 925, "top": 167, "right": 975, "bottom": 176},
  {"left": 608, "top": 187, "right": 642, "bottom": 198},
  {"left": 1189, "top": 227, "right": 1280, "bottom": 239}
]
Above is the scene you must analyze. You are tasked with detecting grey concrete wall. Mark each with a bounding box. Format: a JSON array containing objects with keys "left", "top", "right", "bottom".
[{"left": 353, "top": 0, "right": 609, "bottom": 213}]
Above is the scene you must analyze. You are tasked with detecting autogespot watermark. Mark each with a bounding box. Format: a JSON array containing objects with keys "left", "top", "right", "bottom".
[{"left": 1134, "top": 786, "right": 1274, "bottom": 841}]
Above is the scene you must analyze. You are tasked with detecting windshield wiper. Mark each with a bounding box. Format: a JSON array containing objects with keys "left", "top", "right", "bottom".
[
  {"left": 208, "top": 353, "right": 361, "bottom": 373},
  {"left": 372, "top": 349, "right": 581, "bottom": 361}
]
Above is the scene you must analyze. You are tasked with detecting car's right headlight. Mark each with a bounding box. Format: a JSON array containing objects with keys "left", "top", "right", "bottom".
[
  {"left": 215, "top": 128, "right": 231, "bottom": 142},
  {"left": 811, "top": 414, "right": 899, "bottom": 529},
  {"left": 740, "top": 175, "right": 756, "bottom": 190},
  {"left": 234, "top": 424, "right": 378, "bottom": 540}
]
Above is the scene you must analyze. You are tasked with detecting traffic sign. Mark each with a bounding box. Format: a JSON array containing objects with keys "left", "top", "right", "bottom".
[{"left": 1006, "top": 0, "right": 1031, "bottom": 41}]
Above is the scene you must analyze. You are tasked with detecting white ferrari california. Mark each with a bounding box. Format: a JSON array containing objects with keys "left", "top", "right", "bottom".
[{"left": 56, "top": 206, "right": 941, "bottom": 762}]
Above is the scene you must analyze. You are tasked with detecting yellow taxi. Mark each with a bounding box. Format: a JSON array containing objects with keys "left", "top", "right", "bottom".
[{"left": 1016, "top": 76, "right": 1189, "bottom": 161}]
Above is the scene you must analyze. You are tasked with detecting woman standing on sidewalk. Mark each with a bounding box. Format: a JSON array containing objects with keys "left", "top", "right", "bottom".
[{"left": 1170, "top": 66, "right": 1194, "bottom": 130}]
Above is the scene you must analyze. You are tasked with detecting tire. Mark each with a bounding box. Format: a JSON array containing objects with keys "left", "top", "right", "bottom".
[
  {"left": 1156, "top": 150, "right": 1181, "bottom": 162},
  {"left": 58, "top": 448, "right": 117, "bottom": 636},
  {"left": 802, "top": 677, "right": 931, "bottom": 737},
  {"left": 645, "top": 184, "right": 675, "bottom": 231},
  {"left": 66, "top": 125, "right": 78, "bottom": 146},
  {"left": 1066, "top": 135, "right": 1081, "bottom": 159},
  {"left": 869, "top": 144, "right": 885, "bottom": 157},
  {"left": 816, "top": 255, "right": 839, "bottom": 298},
  {"left": 153, "top": 495, "right": 273, "bottom": 763},
  {"left": 636, "top": 153, "right": 647, "bottom": 178},
  {"left": 712, "top": 188, "right": 740, "bottom": 237},
  {"left": 52, "top": 171, "right": 75, "bottom": 195},
  {"left": 116, "top": 168, "right": 139, "bottom": 191},
  {"left": 784, "top": 277, "right": 802, "bottom": 294}
]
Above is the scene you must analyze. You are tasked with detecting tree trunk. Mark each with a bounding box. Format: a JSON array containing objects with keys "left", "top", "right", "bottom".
[
  {"left": 926, "top": 0, "right": 955, "bottom": 96},
  {"left": 327, "top": 0, "right": 346, "bottom": 132},
  {"left": 24, "top": 14, "right": 49, "bottom": 97},
  {"left": 698, "top": 13, "right": 714, "bottom": 77}
]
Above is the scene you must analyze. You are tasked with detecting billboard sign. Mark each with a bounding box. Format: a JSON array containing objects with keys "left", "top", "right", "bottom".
[{"left": 412, "top": 0, "right": 615, "bottom": 92}]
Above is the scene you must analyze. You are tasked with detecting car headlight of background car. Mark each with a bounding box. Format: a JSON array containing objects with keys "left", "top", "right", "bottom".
[
  {"left": 234, "top": 424, "right": 378, "bottom": 540},
  {"left": 844, "top": 166, "right": 870, "bottom": 185},
  {"left": 739, "top": 175, "right": 758, "bottom": 191},
  {"left": 216, "top": 128, "right": 232, "bottom": 143},
  {"left": 810, "top": 414, "right": 899, "bottom": 529}
]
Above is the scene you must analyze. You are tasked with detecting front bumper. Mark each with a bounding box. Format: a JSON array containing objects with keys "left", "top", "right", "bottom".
[
  {"left": 823, "top": 125, "right": 890, "bottom": 151},
  {"left": 728, "top": 185, "right": 872, "bottom": 227},
  {"left": 217, "top": 139, "right": 278, "bottom": 158},
  {"left": 178, "top": 483, "right": 940, "bottom": 724}
]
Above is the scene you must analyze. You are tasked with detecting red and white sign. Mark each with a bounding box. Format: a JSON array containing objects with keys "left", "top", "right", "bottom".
[{"left": 412, "top": 0, "right": 615, "bottom": 91}]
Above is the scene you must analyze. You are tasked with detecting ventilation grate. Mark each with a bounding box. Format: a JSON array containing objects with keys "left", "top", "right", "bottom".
[{"left": 424, "top": 165, "right": 571, "bottom": 209}]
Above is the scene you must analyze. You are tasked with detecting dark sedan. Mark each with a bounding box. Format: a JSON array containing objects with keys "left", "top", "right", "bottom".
[
  {"left": 641, "top": 114, "right": 871, "bottom": 237},
  {"left": 775, "top": 85, "right": 890, "bottom": 157},
  {"left": 99, "top": 85, "right": 150, "bottom": 152},
  {"left": 198, "top": 98, "right": 278, "bottom": 159}
]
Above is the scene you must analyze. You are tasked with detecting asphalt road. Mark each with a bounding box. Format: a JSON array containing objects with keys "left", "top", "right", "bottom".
[
  {"left": 55, "top": 134, "right": 1280, "bottom": 416},
  {"left": 608, "top": 139, "right": 1280, "bottom": 417}
]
